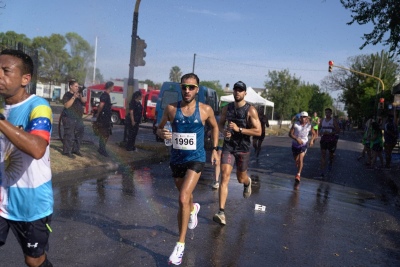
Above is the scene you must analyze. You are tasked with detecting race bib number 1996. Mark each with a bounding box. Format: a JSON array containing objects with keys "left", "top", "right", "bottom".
[{"left": 172, "top": 133, "right": 196, "bottom": 150}]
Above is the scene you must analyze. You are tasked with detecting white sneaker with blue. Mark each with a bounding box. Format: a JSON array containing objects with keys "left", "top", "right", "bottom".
[
  {"left": 188, "top": 203, "right": 200, "bottom": 230},
  {"left": 169, "top": 242, "right": 185, "bottom": 265}
]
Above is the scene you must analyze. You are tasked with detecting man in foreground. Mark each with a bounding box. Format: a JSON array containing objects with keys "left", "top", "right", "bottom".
[
  {"left": 213, "top": 81, "right": 261, "bottom": 226},
  {"left": 157, "top": 73, "right": 219, "bottom": 265},
  {"left": 0, "top": 49, "right": 54, "bottom": 266}
]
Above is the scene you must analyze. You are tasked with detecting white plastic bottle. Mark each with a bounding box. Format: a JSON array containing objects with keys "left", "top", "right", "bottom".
[{"left": 164, "top": 121, "right": 173, "bottom": 146}]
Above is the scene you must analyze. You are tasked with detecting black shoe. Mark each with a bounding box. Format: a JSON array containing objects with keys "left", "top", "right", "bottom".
[
  {"left": 97, "top": 149, "right": 109, "bottom": 157},
  {"left": 73, "top": 151, "right": 83, "bottom": 157},
  {"left": 63, "top": 152, "right": 75, "bottom": 159}
]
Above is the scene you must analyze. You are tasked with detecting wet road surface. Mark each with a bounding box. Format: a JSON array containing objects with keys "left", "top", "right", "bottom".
[{"left": 2, "top": 125, "right": 400, "bottom": 266}]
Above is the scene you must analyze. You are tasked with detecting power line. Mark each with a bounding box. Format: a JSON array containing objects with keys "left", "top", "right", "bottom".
[{"left": 196, "top": 54, "right": 325, "bottom": 72}]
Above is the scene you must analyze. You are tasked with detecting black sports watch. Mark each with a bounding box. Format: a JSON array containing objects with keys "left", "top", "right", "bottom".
[
  {"left": 213, "top": 146, "right": 219, "bottom": 151},
  {"left": 0, "top": 113, "right": 5, "bottom": 120}
]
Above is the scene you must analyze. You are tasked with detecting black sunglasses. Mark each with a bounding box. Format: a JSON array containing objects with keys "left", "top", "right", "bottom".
[{"left": 181, "top": 84, "right": 198, "bottom": 91}]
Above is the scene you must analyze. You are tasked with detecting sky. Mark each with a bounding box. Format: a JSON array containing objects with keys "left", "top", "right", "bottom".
[{"left": 0, "top": 0, "right": 386, "bottom": 92}]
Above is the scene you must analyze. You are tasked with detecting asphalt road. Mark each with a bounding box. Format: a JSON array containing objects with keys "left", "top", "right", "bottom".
[{"left": 1, "top": 122, "right": 400, "bottom": 266}]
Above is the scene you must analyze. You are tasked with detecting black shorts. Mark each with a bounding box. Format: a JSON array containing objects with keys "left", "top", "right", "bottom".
[
  {"left": 320, "top": 139, "right": 337, "bottom": 153},
  {"left": 0, "top": 215, "right": 52, "bottom": 258},
  {"left": 292, "top": 145, "right": 307, "bottom": 156},
  {"left": 170, "top": 161, "right": 205, "bottom": 178},
  {"left": 371, "top": 143, "right": 383, "bottom": 152},
  {"left": 221, "top": 151, "right": 250, "bottom": 172}
]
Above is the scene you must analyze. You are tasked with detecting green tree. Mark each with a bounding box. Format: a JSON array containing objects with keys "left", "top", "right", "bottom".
[
  {"left": 0, "top": 31, "right": 31, "bottom": 47},
  {"left": 308, "top": 86, "right": 333, "bottom": 117},
  {"left": 65, "top": 32, "right": 94, "bottom": 83},
  {"left": 169, "top": 66, "right": 182, "bottom": 82},
  {"left": 94, "top": 68, "right": 104, "bottom": 83},
  {"left": 322, "top": 51, "right": 399, "bottom": 122},
  {"left": 340, "top": 0, "right": 400, "bottom": 57},
  {"left": 31, "top": 34, "right": 69, "bottom": 84},
  {"left": 264, "top": 69, "right": 301, "bottom": 121},
  {"left": 200, "top": 80, "right": 224, "bottom": 97}
]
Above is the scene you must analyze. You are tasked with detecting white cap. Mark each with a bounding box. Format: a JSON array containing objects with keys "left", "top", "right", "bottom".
[{"left": 300, "top": 111, "right": 308, "bottom": 117}]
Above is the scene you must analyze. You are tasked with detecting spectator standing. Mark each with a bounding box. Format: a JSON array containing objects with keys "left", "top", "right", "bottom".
[
  {"left": 358, "top": 117, "right": 374, "bottom": 165},
  {"left": 61, "top": 80, "right": 86, "bottom": 158},
  {"left": 96, "top": 81, "right": 114, "bottom": 157},
  {"left": 126, "top": 91, "right": 143, "bottom": 151},
  {"left": 0, "top": 49, "right": 54, "bottom": 267},
  {"left": 367, "top": 121, "right": 384, "bottom": 169},
  {"left": 383, "top": 113, "right": 398, "bottom": 169}
]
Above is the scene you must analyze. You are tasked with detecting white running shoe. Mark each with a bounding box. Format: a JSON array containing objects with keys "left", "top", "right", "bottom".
[
  {"left": 243, "top": 178, "right": 252, "bottom": 198},
  {"left": 212, "top": 181, "right": 220, "bottom": 189},
  {"left": 188, "top": 203, "right": 200, "bottom": 229},
  {"left": 213, "top": 211, "right": 226, "bottom": 225},
  {"left": 169, "top": 242, "right": 185, "bottom": 265}
]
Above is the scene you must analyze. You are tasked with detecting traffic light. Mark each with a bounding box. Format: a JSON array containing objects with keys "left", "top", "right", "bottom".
[
  {"left": 328, "top": 60, "right": 334, "bottom": 72},
  {"left": 134, "top": 38, "right": 147, "bottom": 66},
  {"left": 378, "top": 98, "right": 384, "bottom": 109}
]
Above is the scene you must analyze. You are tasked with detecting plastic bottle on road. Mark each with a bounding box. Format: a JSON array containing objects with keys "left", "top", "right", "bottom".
[{"left": 164, "top": 121, "right": 173, "bottom": 146}]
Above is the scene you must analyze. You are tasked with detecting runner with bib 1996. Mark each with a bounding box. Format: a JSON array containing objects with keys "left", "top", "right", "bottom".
[{"left": 157, "top": 73, "right": 219, "bottom": 265}]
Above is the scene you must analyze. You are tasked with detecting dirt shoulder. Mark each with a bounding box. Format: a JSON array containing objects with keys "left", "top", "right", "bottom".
[
  {"left": 266, "top": 125, "right": 290, "bottom": 136},
  {"left": 50, "top": 135, "right": 170, "bottom": 179}
]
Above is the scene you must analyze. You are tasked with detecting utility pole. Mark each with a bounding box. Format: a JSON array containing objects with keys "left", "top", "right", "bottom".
[
  {"left": 192, "top": 53, "right": 196, "bottom": 73},
  {"left": 127, "top": 0, "right": 142, "bottom": 116},
  {"left": 93, "top": 36, "right": 97, "bottom": 85},
  {"left": 122, "top": 0, "right": 141, "bottom": 145}
]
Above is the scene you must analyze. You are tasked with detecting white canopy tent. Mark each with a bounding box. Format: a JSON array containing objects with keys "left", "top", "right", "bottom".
[{"left": 220, "top": 87, "right": 274, "bottom": 119}]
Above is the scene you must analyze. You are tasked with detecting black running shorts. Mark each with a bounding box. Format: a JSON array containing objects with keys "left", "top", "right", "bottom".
[
  {"left": 170, "top": 161, "right": 205, "bottom": 178},
  {"left": 0, "top": 215, "right": 52, "bottom": 258}
]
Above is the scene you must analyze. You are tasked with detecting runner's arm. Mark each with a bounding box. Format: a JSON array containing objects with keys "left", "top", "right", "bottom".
[
  {"left": 0, "top": 120, "right": 48, "bottom": 159},
  {"left": 235, "top": 106, "right": 261, "bottom": 137}
]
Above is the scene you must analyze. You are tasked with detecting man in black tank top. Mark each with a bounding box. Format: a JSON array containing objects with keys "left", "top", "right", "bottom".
[{"left": 213, "top": 81, "right": 262, "bottom": 226}]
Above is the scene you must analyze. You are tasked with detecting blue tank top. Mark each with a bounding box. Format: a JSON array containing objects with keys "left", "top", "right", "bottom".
[{"left": 171, "top": 101, "right": 206, "bottom": 164}]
